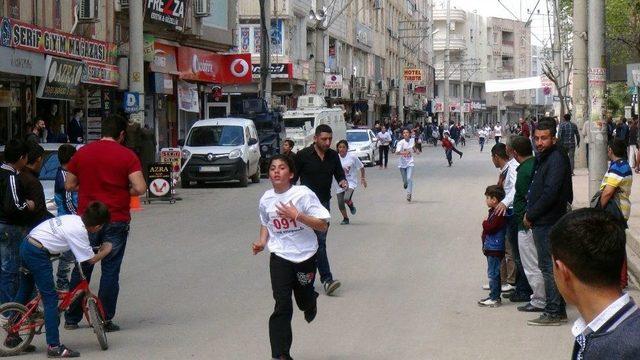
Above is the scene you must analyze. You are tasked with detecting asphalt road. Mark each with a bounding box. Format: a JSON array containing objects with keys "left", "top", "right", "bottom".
[{"left": 18, "top": 140, "right": 613, "bottom": 359}]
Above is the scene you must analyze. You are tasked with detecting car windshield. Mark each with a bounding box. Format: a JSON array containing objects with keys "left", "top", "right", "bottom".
[
  {"left": 284, "top": 117, "right": 314, "bottom": 128},
  {"left": 39, "top": 152, "right": 60, "bottom": 181},
  {"left": 347, "top": 132, "right": 369, "bottom": 142},
  {"left": 186, "top": 125, "right": 244, "bottom": 146}
]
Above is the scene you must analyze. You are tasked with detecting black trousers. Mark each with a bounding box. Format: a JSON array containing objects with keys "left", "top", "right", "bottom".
[
  {"left": 379, "top": 145, "right": 389, "bottom": 167},
  {"left": 269, "top": 253, "right": 318, "bottom": 359}
]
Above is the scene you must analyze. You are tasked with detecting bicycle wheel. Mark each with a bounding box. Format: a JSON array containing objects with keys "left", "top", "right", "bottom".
[
  {"left": 0, "top": 302, "right": 36, "bottom": 356},
  {"left": 86, "top": 298, "right": 108, "bottom": 350}
]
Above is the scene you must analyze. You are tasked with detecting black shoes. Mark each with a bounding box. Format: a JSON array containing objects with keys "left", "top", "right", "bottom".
[
  {"left": 47, "top": 344, "right": 80, "bottom": 358},
  {"left": 104, "top": 321, "right": 121, "bottom": 332},
  {"left": 323, "top": 280, "right": 341, "bottom": 296},
  {"left": 506, "top": 293, "right": 531, "bottom": 303},
  {"left": 517, "top": 303, "right": 545, "bottom": 312}
]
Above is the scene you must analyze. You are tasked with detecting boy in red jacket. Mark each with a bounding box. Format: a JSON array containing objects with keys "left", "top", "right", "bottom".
[
  {"left": 441, "top": 131, "right": 463, "bottom": 166},
  {"left": 479, "top": 185, "right": 507, "bottom": 307}
]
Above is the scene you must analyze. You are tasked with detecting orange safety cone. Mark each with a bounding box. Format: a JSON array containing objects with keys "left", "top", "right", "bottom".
[{"left": 130, "top": 195, "right": 143, "bottom": 212}]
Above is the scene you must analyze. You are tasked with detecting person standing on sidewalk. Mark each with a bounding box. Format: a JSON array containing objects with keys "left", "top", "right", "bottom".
[
  {"left": 510, "top": 136, "right": 546, "bottom": 313},
  {"left": 0, "top": 140, "right": 35, "bottom": 304},
  {"left": 581, "top": 120, "right": 590, "bottom": 168},
  {"left": 376, "top": 126, "right": 392, "bottom": 169},
  {"left": 253, "top": 155, "right": 331, "bottom": 360},
  {"left": 396, "top": 128, "right": 415, "bottom": 202},
  {"left": 18, "top": 142, "right": 54, "bottom": 231},
  {"left": 293, "top": 124, "right": 347, "bottom": 296},
  {"left": 628, "top": 118, "right": 638, "bottom": 169},
  {"left": 524, "top": 118, "right": 573, "bottom": 326},
  {"left": 494, "top": 123, "right": 503, "bottom": 144},
  {"left": 63, "top": 114, "right": 147, "bottom": 331},
  {"left": 557, "top": 113, "right": 580, "bottom": 176}
]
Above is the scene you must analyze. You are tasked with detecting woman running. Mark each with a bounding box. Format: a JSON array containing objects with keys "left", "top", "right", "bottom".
[
  {"left": 252, "top": 155, "right": 331, "bottom": 360},
  {"left": 396, "top": 128, "right": 415, "bottom": 202},
  {"left": 336, "top": 140, "right": 367, "bottom": 224}
]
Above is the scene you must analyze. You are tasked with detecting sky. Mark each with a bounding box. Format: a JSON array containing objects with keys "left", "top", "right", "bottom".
[{"left": 434, "top": 0, "right": 554, "bottom": 47}]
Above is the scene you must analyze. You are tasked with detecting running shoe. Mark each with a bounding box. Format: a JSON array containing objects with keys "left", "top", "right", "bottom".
[
  {"left": 340, "top": 218, "right": 349, "bottom": 225},
  {"left": 527, "top": 313, "right": 563, "bottom": 326},
  {"left": 324, "top": 280, "right": 341, "bottom": 296},
  {"left": 348, "top": 204, "right": 356, "bottom": 215},
  {"left": 407, "top": 194, "right": 412, "bottom": 202},
  {"left": 47, "top": 344, "right": 80, "bottom": 358},
  {"left": 104, "top": 321, "right": 121, "bottom": 332},
  {"left": 477, "top": 297, "right": 501, "bottom": 307},
  {"left": 501, "top": 283, "right": 516, "bottom": 292}
]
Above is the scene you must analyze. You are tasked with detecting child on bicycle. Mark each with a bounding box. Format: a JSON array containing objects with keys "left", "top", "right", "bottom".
[
  {"left": 11, "top": 201, "right": 113, "bottom": 358},
  {"left": 252, "top": 155, "right": 331, "bottom": 360}
]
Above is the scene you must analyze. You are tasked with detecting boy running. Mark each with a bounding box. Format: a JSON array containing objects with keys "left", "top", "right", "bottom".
[
  {"left": 335, "top": 140, "right": 367, "bottom": 225},
  {"left": 252, "top": 155, "right": 331, "bottom": 360},
  {"left": 12, "top": 201, "right": 112, "bottom": 358},
  {"left": 396, "top": 129, "right": 415, "bottom": 202}
]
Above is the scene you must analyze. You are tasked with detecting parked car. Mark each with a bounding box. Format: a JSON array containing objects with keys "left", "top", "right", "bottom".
[
  {"left": 346, "top": 129, "right": 379, "bottom": 166},
  {"left": 179, "top": 118, "right": 261, "bottom": 187}
]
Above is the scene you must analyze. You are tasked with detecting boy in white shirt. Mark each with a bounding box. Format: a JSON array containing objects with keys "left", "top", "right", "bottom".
[
  {"left": 396, "top": 128, "right": 415, "bottom": 202},
  {"left": 11, "top": 202, "right": 113, "bottom": 358},
  {"left": 252, "top": 155, "right": 331, "bottom": 360},
  {"left": 335, "top": 140, "right": 367, "bottom": 225}
]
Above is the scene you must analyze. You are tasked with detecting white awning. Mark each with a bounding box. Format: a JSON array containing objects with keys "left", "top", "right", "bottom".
[{"left": 485, "top": 76, "right": 543, "bottom": 93}]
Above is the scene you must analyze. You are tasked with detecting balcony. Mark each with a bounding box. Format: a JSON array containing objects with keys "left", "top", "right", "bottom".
[
  {"left": 433, "top": 34, "right": 466, "bottom": 51},
  {"left": 433, "top": 8, "right": 466, "bottom": 22}
]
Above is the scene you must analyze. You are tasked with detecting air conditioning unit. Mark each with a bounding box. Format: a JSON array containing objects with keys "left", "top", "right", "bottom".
[
  {"left": 194, "top": 0, "right": 211, "bottom": 17},
  {"left": 78, "top": 0, "right": 98, "bottom": 21},
  {"left": 374, "top": 0, "right": 382, "bottom": 10}
]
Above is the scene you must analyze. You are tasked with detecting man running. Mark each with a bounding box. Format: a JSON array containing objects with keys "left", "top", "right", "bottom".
[{"left": 293, "top": 124, "right": 347, "bottom": 296}]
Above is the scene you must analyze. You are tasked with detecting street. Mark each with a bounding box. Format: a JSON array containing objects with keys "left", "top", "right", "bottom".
[{"left": 23, "top": 142, "right": 577, "bottom": 359}]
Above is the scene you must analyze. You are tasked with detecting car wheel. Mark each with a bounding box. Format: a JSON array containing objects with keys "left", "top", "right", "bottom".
[
  {"left": 181, "top": 175, "right": 192, "bottom": 188},
  {"left": 239, "top": 163, "right": 249, "bottom": 187}
]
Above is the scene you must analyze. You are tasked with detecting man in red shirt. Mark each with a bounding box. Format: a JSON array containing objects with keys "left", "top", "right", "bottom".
[
  {"left": 519, "top": 117, "right": 531, "bottom": 139},
  {"left": 63, "top": 114, "right": 147, "bottom": 332}
]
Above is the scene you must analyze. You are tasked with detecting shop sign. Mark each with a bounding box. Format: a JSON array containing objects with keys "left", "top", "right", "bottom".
[
  {"left": 0, "top": 17, "right": 117, "bottom": 64},
  {"left": 86, "top": 89, "right": 102, "bottom": 142},
  {"left": 251, "top": 63, "right": 292, "bottom": 79},
  {"left": 324, "top": 74, "right": 343, "bottom": 89},
  {"left": 143, "top": 34, "right": 156, "bottom": 62},
  {"left": 160, "top": 148, "right": 182, "bottom": 183},
  {"left": 145, "top": 0, "right": 186, "bottom": 31},
  {"left": 403, "top": 68, "right": 423, "bottom": 82},
  {"left": 414, "top": 86, "right": 426, "bottom": 94},
  {"left": 152, "top": 73, "right": 174, "bottom": 95},
  {"left": 147, "top": 163, "right": 172, "bottom": 198},
  {"left": 471, "top": 100, "right": 487, "bottom": 110},
  {"left": 0, "top": 47, "right": 45, "bottom": 76},
  {"left": 177, "top": 47, "right": 252, "bottom": 84},
  {"left": 177, "top": 80, "right": 199, "bottom": 112},
  {"left": 36, "top": 56, "right": 84, "bottom": 100},
  {"left": 123, "top": 91, "right": 141, "bottom": 113},
  {"left": 82, "top": 61, "right": 119, "bottom": 87},
  {"left": 150, "top": 42, "right": 178, "bottom": 74}
]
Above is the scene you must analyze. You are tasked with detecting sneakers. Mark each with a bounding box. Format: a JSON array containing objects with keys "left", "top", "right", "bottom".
[
  {"left": 517, "top": 303, "right": 545, "bottom": 312},
  {"left": 501, "top": 283, "right": 516, "bottom": 292},
  {"left": 406, "top": 194, "right": 411, "bottom": 202},
  {"left": 340, "top": 218, "right": 349, "bottom": 225},
  {"left": 403, "top": 182, "right": 408, "bottom": 189},
  {"left": 104, "top": 321, "right": 121, "bottom": 332},
  {"left": 527, "top": 313, "right": 564, "bottom": 326},
  {"left": 477, "top": 297, "right": 501, "bottom": 307},
  {"left": 47, "top": 344, "right": 80, "bottom": 358},
  {"left": 323, "top": 280, "right": 341, "bottom": 296},
  {"left": 348, "top": 204, "right": 356, "bottom": 215}
]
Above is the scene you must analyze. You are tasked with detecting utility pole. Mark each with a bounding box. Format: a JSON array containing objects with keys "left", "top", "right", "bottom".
[
  {"left": 572, "top": 0, "right": 587, "bottom": 168},
  {"left": 443, "top": 0, "right": 451, "bottom": 125},
  {"left": 315, "top": 0, "right": 326, "bottom": 98},
  {"left": 259, "top": 0, "right": 272, "bottom": 106},
  {"left": 460, "top": 63, "right": 465, "bottom": 125},
  {"left": 399, "top": 38, "right": 405, "bottom": 123},
  {"left": 587, "top": 0, "right": 608, "bottom": 197},
  {"left": 129, "top": 0, "right": 144, "bottom": 124}
]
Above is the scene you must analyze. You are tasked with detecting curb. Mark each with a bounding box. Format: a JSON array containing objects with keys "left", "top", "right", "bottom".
[{"left": 626, "top": 230, "right": 640, "bottom": 288}]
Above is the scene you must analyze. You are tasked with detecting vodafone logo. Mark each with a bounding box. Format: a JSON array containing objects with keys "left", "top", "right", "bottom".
[{"left": 230, "top": 58, "right": 250, "bottom": 78}]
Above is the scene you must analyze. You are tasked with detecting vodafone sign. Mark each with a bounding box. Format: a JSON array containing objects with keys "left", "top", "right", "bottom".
[{"left": 177, "top": 47, "right": 251, "bottom": 84}]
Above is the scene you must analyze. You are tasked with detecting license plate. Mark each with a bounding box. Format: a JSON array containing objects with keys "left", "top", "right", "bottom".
[{"left": 200, "top": 166, "right": 220, "bottom": 172}]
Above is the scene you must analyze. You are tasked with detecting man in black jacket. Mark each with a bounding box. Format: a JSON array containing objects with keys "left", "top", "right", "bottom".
[
  {"left": 67, "top": 108, "right": 84, "bottom": 144},
  {"left": 0, "top": 140, "right": 35, "bottom": 304},
  {"left": 524, "top": 118, "right": 573, "bottom": 326},
  {"left": 293, "top": 124, "right": 347, "bottom": 296}
]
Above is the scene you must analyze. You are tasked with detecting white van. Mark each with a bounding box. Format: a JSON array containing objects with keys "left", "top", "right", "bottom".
[
  {"left": 179, "top": 118, "right": 261, "bottom": 187},
  {"left": 282, "top": 95, "right": 346, "bottom": 152}
]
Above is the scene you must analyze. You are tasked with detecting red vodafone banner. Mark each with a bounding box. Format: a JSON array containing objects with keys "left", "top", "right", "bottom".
[{"left": 177, "top": 47, "right": 251, "bottom": 84}]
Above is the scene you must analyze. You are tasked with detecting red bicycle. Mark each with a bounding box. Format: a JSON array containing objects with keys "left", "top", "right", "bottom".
[{"left": 0, "top": 261, "right": 108, "bottom": 356}]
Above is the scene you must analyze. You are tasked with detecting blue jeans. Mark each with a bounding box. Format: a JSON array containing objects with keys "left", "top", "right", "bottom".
[
  {"left": 532, "top": 224, "right": 566, "bottom": 316},
  {"left": 314, "top": 201, "right": 333, "bottom": 284},
  {"left": 399, "top": 166, "right": 414, "bottom": 194},
  {"left": 479, "top": 137, "right": 485, "bottom": 151},
  {"left": 65, "top": 222, "right": 129, "bottom": 324},
  {"left": 487, "top": 256, "right": 501, "bottom": 300},
  {"left": 55, "top": 250, "right": 76, "bottom": 290},
  {"left": 0, "top": 224, "right": 23, "bottom": 304},
  {"left": 14, "top": 239, "right": 60, "bottom": 346}
]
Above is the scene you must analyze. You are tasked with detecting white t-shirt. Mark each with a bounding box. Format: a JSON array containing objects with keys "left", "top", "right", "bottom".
[
  {"left": 338, "top": 153, "right": 364, "bottom": 193},
  {"left": 494, "top": 125, "right": 503, "bottom": 136},
  {"left": 259, "top": 185, "right": 331, "bottom": 263},
  {"left": 29, "top": 215, "right": 95, "bottom": 263},
  {"left": 376, "top": 131, "right": 392, "bottom": 146},
  {"left": 479, "top": 129, "right": 487, "bottom": 138},
  {"left": 396, "top": 138, "right": 415, "bottom": 168}
]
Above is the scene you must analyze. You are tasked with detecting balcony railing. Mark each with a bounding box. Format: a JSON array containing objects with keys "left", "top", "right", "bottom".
[{"left": 433, "top": 34, "right": 466, "bottom": 51}]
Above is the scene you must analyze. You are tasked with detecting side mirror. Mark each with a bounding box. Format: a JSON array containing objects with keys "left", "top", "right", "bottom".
[
  {"left": 178, "top": 139, "right": 185, "bottom": 147},
  {"left": 248, "top": 138, "right": 258, "bottom": 146}
]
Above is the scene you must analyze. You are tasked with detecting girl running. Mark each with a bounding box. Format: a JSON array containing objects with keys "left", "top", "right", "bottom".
[
  {"left": 335, "top": 140, "right": 367, "bottom": 225},
  {"left": 396, "top": 128, "right": 415, "bottom": 202},
  {"left": 252, "top": 155, "right": 331, "bottom": 360}
]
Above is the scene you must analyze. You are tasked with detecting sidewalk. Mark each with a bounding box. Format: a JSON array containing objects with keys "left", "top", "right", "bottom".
[{"left": 573, "top": 168, "right": 640, "bottom": 286}]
